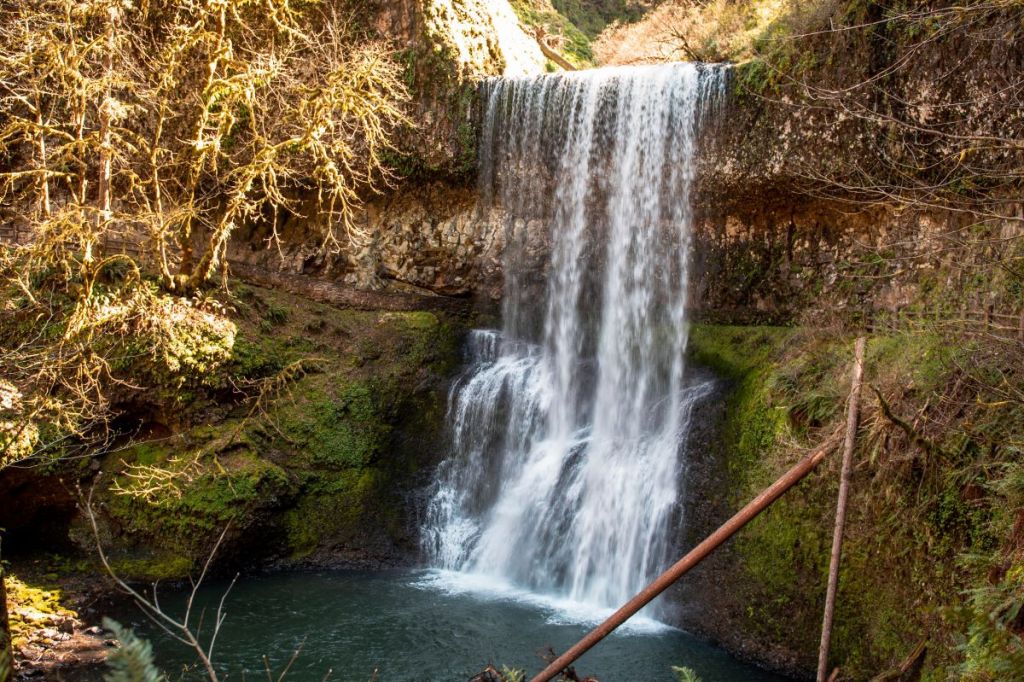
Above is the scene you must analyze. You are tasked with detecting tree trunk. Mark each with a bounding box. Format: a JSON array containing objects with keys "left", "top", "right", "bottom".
[
  {"left": 533, "top": 27, "right": 576, "bottom": 71},
  {"left": 34, "top": 99, "right": 50, "bottom": 219},
  {"left": 95, "top": 4, "right": 116, "bottom": 227},
  {"left": 817, "top": 336, "right": 867, "bottom": 682},
  {"left": 1, "top": 560, "right": 13, "bottom": 682}
]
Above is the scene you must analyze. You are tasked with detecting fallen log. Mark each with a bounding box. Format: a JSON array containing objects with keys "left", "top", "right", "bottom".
[
  {"left": 534, "top": 28, "right": 576, "bottom": 72},
  {"left": 869, "top": 641, "right": 927, "bottom": 682}
]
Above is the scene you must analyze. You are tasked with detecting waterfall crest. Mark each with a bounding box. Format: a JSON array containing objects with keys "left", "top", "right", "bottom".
[{"left": 422, "top": 63, "right": 726, "bottom": 611}]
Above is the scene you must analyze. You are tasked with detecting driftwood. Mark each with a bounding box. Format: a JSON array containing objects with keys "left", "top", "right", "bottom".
[
  {"left": 533, "top": 28, "right": 576, "bottom": 72},
  {"left": 817, "top": 337, "right": 867, "bottom": 682},
  {"left": 869, "top": 641, "right": 928, "bottom": 682}
]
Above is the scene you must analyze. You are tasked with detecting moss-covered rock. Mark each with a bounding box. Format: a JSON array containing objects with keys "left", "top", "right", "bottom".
[
  {"left": 5, "top": 575, "right": 77, "bottom": 651},
  {"left": 108, "top": 555, "right": 195, "bottom": 583},
  {"left": 281, "top": 468, "right": 387, "bottom": 560},
  {"left": 105, "top": 447, "right": 290, "bottom": 546},
  {"left": 66, "top": 284, "right": 465, "bottom": 580}
]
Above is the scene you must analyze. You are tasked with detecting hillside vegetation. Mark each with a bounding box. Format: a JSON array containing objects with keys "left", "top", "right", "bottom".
[
  {"left": 510, "top": 0, "right": 659, "bottom": 66},
  {"left": 1, "top": 1, "right": 1021, "bottom": 680},
  {"left": 688, "top": 322, "right": 1024, "bottom": 679}
]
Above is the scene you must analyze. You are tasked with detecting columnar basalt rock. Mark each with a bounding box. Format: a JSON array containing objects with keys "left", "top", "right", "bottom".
[{"left": 227, "top": 182, "right": 506, "bottom": 297}]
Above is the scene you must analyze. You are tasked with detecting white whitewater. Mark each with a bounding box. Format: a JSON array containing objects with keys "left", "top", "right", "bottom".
[{"left": 422, "top": 63, "right": 726, "bottom": 615}]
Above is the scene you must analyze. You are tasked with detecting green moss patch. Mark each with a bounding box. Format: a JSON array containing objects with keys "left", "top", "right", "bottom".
[
  {"left": 282, "top": 469, "right": 387, "bottom": 559},
  {"left": 6, "top": 575, "right": 77, "bottom": 650},
  {"left": 689, "top": 324, "right": 794, "bottom": 379},
  {"left": 689, "top": 324, "right": 1024, "bottom": 678},
  {"left": 276, "top": 378, "right": 394, "bottom": 470},
  {"left": 108, "top": 555, "right": 195, "bottom": 582},
  {"left": 105, "top": 446, "right": 290, "bottom": 555},
  {"left": 77, "top": 284, "right": 464, "bottom": 578}
]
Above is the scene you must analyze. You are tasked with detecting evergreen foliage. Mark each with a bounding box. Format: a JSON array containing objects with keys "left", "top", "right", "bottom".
[
  {"left": 102, "top": 618, "right": 166, "bottom": 682},
  {"left": 671, "top": 666, "right": 702, "bottom": 682}
]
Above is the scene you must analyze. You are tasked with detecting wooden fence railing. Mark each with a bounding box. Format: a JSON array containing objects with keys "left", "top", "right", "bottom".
[{"left": 866, "top": 307, "right": 1024, "bottom": 343}]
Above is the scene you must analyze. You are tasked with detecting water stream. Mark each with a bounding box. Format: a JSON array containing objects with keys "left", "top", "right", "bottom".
[{"left": 422, "top": 63, "right": 726, "bottom": 613}]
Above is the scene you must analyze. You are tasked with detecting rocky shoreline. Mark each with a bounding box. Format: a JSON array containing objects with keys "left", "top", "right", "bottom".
[{"left": 6, "top": 565, "right": 109, "bottom": 681}]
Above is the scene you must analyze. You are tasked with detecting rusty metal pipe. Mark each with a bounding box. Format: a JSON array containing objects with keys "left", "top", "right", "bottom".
[{"left": 529, "top": 439, "right": 836, "bottom": 682}]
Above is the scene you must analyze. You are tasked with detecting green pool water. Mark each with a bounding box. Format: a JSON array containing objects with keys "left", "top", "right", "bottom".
[{"left": 97, "top": 569, "right": 788, "bottom": 682}]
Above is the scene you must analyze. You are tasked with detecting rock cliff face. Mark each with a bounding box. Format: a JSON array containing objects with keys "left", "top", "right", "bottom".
[
  {"left": 229, "top": 182, "right": 505, "bottom": 297},
  {"left": 247, "top": 4, "right": 1021, "bottom": 332},
  {"left": 690, "top": 196, "right": 1023, "bottom": 326},
  {"left": 368, "top": 0, "right": 544, "bottom": 171},
  {"left": 688, "top": 11, "right": 1023, "bottom": 325},
  {"left": 227, "top": 0, "right": 536, "bottom": 298}
]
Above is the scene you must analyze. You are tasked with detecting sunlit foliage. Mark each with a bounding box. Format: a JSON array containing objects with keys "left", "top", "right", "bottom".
[{"left": 0, "top": 0, "right": 410, "bottom": 467}]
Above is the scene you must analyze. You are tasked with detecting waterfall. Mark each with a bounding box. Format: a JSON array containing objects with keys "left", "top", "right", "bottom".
[{"left": 422, "top": 63, "right": 726, "bottom": 613}]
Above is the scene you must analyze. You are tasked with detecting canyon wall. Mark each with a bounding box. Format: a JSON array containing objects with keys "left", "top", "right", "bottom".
[{"left": 246, "top": 4, "right": 1022, "bottom": 335}]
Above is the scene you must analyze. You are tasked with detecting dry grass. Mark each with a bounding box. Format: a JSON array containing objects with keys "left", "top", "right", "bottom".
[{"left": 593, "top": 0, "right": 790, "bottom": 64}]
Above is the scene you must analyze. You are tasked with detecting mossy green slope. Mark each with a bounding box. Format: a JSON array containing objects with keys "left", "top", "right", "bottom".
[
  {"left": 90, "top": 284, "right": 464, "bottom": 579},
  {"left": 688, "top": 324, "right": 1024, "bottom": 679}
]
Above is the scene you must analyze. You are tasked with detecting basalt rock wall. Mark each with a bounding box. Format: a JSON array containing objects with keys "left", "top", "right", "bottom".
[
  {"left": 241, "top": 3, "right": 1023, "bottom": 329},
  {"left": 226, "top": 0, "right": 535, "bottom": 299}
]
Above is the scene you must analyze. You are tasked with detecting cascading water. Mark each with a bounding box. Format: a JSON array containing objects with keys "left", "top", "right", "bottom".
[{"left": 422, "top": 63, "right": 726, "bottom": 614}]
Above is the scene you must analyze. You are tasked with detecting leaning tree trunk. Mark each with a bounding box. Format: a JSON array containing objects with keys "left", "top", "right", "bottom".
[
  {"left": 817, "top": 336, "right": 867, "bottom": 681},
  {"left": 1, "top": 559, "right": 13, "bottom": 682}
]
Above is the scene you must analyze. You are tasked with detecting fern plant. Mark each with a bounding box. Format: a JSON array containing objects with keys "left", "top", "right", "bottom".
[
  {"left": 103, "top": 618, "right": 166, "bottom": 682},
  {"left": 672, "top": 666, "right": 703, "bottom": 682},
  {"left": 501, "top": 667, "right": 526, "bottom": 682}
]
